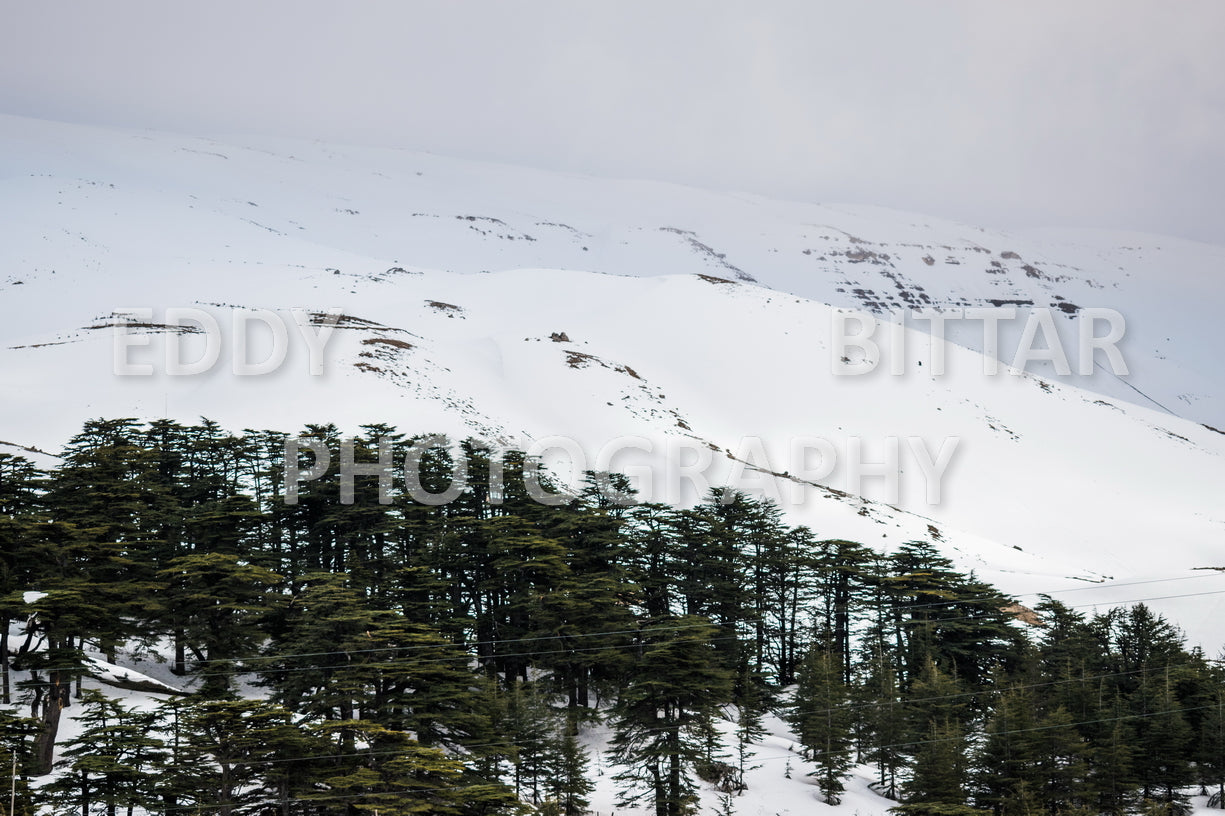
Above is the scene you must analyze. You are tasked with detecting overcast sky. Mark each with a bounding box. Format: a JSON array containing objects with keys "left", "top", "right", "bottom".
[{"left": 3, "top": 1, "right": 1223, "bottom": 244}]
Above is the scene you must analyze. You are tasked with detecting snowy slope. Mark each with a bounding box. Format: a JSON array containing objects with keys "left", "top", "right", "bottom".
[
  {"left": 2, "top": 114, "right": 1225, "bottom": 654},
  {"left": 3, "top": 114, "right": 1220, "bottom": 424}
]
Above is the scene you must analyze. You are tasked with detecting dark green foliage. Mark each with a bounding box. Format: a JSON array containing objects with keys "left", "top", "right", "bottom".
[
  {"left": 1132, "top": 670, "right": 1194, "bottom": 807},
  {"left": 973, "top": 683, "right": 1040, "bottom": 815},
  {"left": 163, "top": 697, "right": 322, "bottom": 816},
  {"left": 1030, "top": 705, "right": 1092, "bottom": 813},
  {"left": 891, "top": 804, "right": 991, "bottom": 816},
  {"left": 907, "top": 719, "right": 970, "bottom": 807},
  {"left": 886, "top": 541, "right": 1023, "bottom": 693},
  {"left": 609, "top": 615, "right": 733, "bottom": 816},
  {"left": 858, "top": 646, "right": 906, "bottom": 799},
  {"left": 791, "top": 646, "right": 854, "bottom": 803},
  {"left": 668, "top": 494, "right": 751, "bottom": 674},
  {"left": 732, "top": 661, "right": 768, "bottom": 792},
  {"left": 501, "top": 681, "right": 592, "bottom": 813},
  {"left": 1197, "top": 680, "right": 1225, "bottom": 808},
  {"left": 810, "top": 538, "right": 873, "bottom": 684},
  {"left": 2, "top": 416, "right": 1224, "bottom": 816},
  {"left": 902, "top": 658, "right": 970, "bottom": 807},
  {"left": 502, "top": 679, "right": 559, "bottom": 805},
  {"left": 306, "top": 719, "right": 522, "bottom": 816},
  {"left": 157, "top": 552, "right": 281, "bottom": 696},
  {"left": 975, "top": 678, "right": 1093, "bottom": 815},
  {"left": 39, "top": 690, "right": 166, "bottom": 816},
  {"left": 259, "top": 571, "right": 497, "bottom": 756},
  {"left": 547, "top": 709, "right": 594, "bottom": 816},
  {"left": 0, "top": 706, "right": 38, "bottom": 816},
  {"left": 311, "top": 737, "right": 469, "bottom": 815}
]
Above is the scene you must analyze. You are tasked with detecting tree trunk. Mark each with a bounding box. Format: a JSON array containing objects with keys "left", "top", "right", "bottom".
[
  {"left": 650, "top": 760, "right": 665, "bottom": 816},
  {"left": 1, "top": 620, "right": 9, "bottom": 705},
  {"left": 76, "top": 637, "right": 85, "bottom": 699},
  {"left": 173, "top": 627, "right": 186, "bottom": 675},
  {"left": 667, "top": 729, "right": 682, "bottom": 816},
  {"left": 33, "top": 669, "right": 68, "bottom": 775},
  {"left": 218, "top": 761, "right": 233, "bottom": 816}
]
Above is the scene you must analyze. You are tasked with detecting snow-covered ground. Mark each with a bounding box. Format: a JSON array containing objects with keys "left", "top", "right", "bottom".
[
  {"left": 578, "top": 708, "right": 1225, "bottom": 815},
  {"left": 31, "top": 643, "right": 1225, "bottom": 816},
  {"left": 3, "top": 112, "right": 1224, "bottom": 809}
]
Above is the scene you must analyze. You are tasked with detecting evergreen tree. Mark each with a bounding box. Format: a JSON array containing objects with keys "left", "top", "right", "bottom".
[
  {"left": 161, "top": 697, "right": 319, "bottom": 816},
  {"left": 1030, "top": 705, "right": 1092, "bottom": 815},
  {"left": 17, "top": 420, "right": 166, "bottom": 772},
  {"left": 538, "top": 480, "right": 636, "bottom": 709},
  {"left": 760, "top": 525, "right": 817, "bottom": 685},
  {"left": 890, "top": 803, "right": 991, "bottom": 816},
  {"left": 0, "top": 454, "right": 40, "bottom": 706},
  {"left": 788, "top": 648, "right": 854, "bottom": 804},
  {"left": 543, "top": 709, "right": 594, "bottom": 816},
  {"left": 732, "top": 661, "right": 768, "bottom": 792},
  {"left": 15, "top": 580, "right": 120, "bottom": 774},
  {"left": 1109, "top": 604, "right": 1188, "bottom": 684},
  {"left": 306, "top": 720, "right": 511, "bottom": 816},
  {"left": 902, "top": 657, "right": 970, "bottom": 808},
  {"left": 260, "top": 572, "right": 498, "bottom": 756},
  {"left": 624, "top": 503, "right": 680, "bottom": 620},
  {"left": 1033, "top": 596, "right": 1108, "bottom": 725},
  {"left": 714, "top": 492, "right": 787, "bottom": 677},
  {"left": 1198, "top": 682, "right": 1225, "bottom": 808},
  {"left": 477, "top": 515, "right": 570, "bottom": 683},
  {"left": 20, "top": 415, "right": 1225, "bottom": 816},
  {"left": 1132, "top": 669, "right": 1194, "bottom": 811},
  {"left": 859, "top": 646, "right": 906, "bottom": 800},
  {"left": 670, "top": 493, "right": 751, "bottom": 672},
  {"left": 502, "top": 680, "right": 559, "bottom": 806},
  {"left": 0, "top": 706, "right": 38, "bottom": 816},
  {"left": 888, "top": 542, "right": 1022, "bottom": 694},
  {"left": 973, "top": 683, "right": 1040, "bottom": 816},
  {"left": 39, "top": 690, "right": 166, "bottom": 816},
  {"left": 610, "top": 616, "right": 733, "bottom": 816},
  {"left": 907, "top": 719, "right": 971, "bottom": 808},
  {"left": 811, "top": 538, "right": 872, "bottom": 684},
  {"left": 156, "top": 552, "right": 282, "bottom": 696},
  {"left": 1088, "top": 693, "right": 1140, "bottom": 816}
]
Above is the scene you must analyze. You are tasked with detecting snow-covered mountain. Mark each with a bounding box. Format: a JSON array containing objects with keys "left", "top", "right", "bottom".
[{"left": 2, "top": 113, "right": 1224, "bottom": 655}]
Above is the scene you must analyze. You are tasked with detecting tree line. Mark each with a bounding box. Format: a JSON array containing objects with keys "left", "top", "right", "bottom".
[{"left": 0, "top": 417, "right": 1221, "bottom": 816}]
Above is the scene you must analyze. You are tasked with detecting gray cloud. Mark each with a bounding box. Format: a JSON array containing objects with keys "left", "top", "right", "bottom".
[{"left": 2, "top": 0, "right": 1223, "bottom": 243}]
